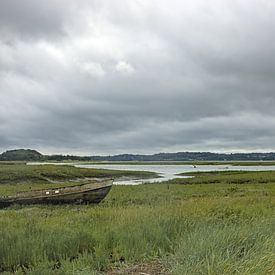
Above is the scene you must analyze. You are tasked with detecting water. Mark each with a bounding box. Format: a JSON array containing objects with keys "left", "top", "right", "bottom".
[{"left": 74, "top": 164, "right": 275, "bottom": 185}]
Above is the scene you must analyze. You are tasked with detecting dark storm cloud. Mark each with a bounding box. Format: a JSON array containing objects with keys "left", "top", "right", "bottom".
[
  {"left": 0, "top": 0, "right": 69, "bottom": 40},
  {"left": 1, "top": 0, "right": 275, "bottom": 154}
]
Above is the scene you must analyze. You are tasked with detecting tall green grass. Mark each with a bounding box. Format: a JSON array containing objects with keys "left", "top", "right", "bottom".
[
  {"left": 167, "top": 221, "right": 275, "bottom": 274},
  {"left": 0, "top": 182, "right": 274, "bottom": 274}
]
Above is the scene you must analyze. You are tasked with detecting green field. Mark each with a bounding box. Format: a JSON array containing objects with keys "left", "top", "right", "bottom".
[{"left": 0, "top": 164, "right": 274, "bottom": 274}]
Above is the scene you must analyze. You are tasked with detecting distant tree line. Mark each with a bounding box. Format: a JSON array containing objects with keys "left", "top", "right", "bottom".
[
  {"left": 0, "top": 149, "right": 90, "bottom": 162},
  {"left": 89, "top": 152, "right": 275, "bottom": 161},
  {"left": 1, "top": 149, "right": 275, "bottom": 162}
]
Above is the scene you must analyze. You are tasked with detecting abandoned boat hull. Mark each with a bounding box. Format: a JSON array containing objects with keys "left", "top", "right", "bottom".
[{"left": 0, "top": 180, "right": 113, "bottom": 208}]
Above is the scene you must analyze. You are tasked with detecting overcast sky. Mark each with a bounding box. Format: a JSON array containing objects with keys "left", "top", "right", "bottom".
[{"left": 1, "top": 0, "right": 275, "bottom": 155}]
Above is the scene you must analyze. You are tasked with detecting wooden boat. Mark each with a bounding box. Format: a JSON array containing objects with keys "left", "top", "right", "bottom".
[{"left": 0, "top": 179, "right": 113, "bottom": 208}]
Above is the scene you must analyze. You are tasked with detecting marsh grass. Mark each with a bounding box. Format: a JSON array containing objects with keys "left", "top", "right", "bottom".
[
  {"left": 0, "top": 163, "right": 158, "bottom": 197},
  {"left": 173, "top": 170, "right": 275, "bottom": 185},
  {"left": 0, "top": 165, "right": 274, "bottom": 274},
  {"left": 0, "top": 181, "right": 274, "bottom": 274},
  {"left": 167, "top": 221, "right": 275, "bottom": 274},
  {"left": 0, "top": 163, "right": 156, "bottom": 183},
  {"left": 0, "top": 182, "right": 87, "bottom": 197}
]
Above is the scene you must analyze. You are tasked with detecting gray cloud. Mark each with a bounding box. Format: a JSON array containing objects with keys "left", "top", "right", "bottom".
[
  {"left": 0, "top": 0, "right": 70, "bottom": 41},
  {"left": 1, "top": 0, "right": 275, "bottom": 154}
]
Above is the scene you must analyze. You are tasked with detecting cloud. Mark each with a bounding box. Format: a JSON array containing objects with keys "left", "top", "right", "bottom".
[
  {"left": 79, "top": 62, "right": 106, "bottom": 77},
  {"left": 115, "top": 61, "right": 135, "bottom": 74},
  {"left": 0, "top": 0, "right": 69, "bottom": 41},
  {"left": 0, "top": 0, "right": 275, "bottom": 154}
]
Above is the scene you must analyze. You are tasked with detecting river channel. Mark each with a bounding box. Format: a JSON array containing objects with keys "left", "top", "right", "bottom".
[{"left": 75, "top": 164, "right": 275, "bottom": 185}]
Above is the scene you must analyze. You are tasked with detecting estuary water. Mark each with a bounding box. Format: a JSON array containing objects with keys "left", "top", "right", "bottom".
[{"left": 74, "top": 164, "right": 275, "bottom": 185}]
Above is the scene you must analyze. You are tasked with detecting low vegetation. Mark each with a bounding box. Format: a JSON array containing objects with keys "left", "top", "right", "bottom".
[
  {"left": 0, "top": 165, "right": 274, "bottom": 274},
  {"left": 0, "top": 163, "right": 156, "bottom": 196},
  {"left": 173, "top": 170, "right": 275, "bottom": 185},
  {"left": 0, "top": 163, "right": 156, "bottom": 185}
]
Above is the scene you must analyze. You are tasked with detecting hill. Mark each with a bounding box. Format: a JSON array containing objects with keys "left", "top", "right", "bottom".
[
  {"left": 0, "top": 149, "right": 43, "bottom": 161},
  {"left": 1, "top": 149, "right": 275, "bottom": 162},
  {"left": 90, "top": 152, "right": 275, "bottom": 161}
]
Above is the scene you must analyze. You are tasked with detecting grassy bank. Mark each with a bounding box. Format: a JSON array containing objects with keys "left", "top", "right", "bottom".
[
  {"left": 0, "top": 163, "right": 156, "bottom": 196},
  {"left": 172, "top": 170, "right": 275, "bottom": 185},
  {"left": 0, "top": 167, "right": 274, "bottom": 274},
  {"left": 0, "top": 163, "right": 156, "bottom": 183}
]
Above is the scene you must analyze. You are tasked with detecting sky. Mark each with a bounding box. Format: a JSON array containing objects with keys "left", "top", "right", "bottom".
[{"left": 1, "top": 0, "right": 275, "bottom": 155}]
